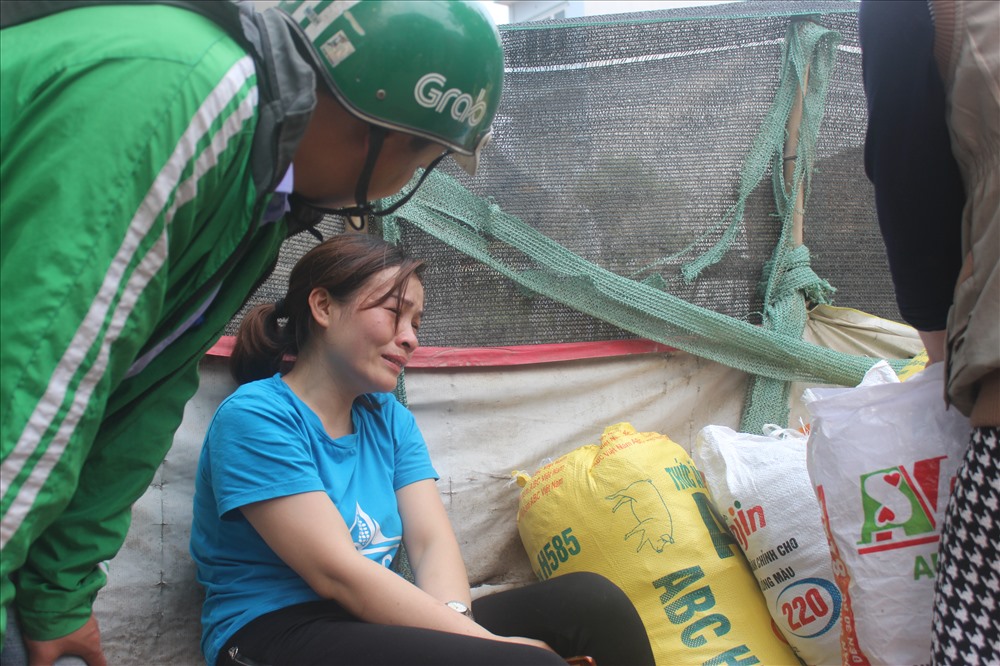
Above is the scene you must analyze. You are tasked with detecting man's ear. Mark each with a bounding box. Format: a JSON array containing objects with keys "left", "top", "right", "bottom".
[{"left": 307, "top": 288, "right": 335, "bottom": 329}]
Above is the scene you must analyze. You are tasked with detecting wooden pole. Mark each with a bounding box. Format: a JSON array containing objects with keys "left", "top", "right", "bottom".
[{"left": 783, "top": 58, "right": 811, "bottom": 248}]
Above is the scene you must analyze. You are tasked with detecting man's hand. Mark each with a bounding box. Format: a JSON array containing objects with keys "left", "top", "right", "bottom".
[{"left": 24, "top": 614, "right": 106, "bottom": 666}]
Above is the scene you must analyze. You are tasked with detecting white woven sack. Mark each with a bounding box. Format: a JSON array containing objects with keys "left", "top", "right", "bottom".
[
  {"left": 694, "top": 425, "right": 841, "bottom": 665},
  {"left": 804, "top": 362, "right": 969, "bottom": 666}
]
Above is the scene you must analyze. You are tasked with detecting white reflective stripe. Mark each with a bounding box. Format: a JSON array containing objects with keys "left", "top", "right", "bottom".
[
  {"left": 168, "top": 85, "right": 259, "bottom": 225},
  {"left": 3, "top": 231, "right": 169, "bottom": 535},
  {"left": 1, "top": 55, "right": 257, "bottom": 548},
  {"left": 301, "top": 0, "right": 359, "bottom": 41},
  {"left": 124, "top": 86, "right": 260, "bottom": 378}
]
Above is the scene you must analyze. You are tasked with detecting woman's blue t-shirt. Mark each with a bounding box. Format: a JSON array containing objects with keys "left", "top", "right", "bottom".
[{"left": 189, "top": 374, "right": 438, "bottom": 664}]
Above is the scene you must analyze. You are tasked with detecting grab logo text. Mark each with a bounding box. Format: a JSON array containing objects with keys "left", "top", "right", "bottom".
[{"left": 414, "top": 73, "right": 489, "bottom": 126}]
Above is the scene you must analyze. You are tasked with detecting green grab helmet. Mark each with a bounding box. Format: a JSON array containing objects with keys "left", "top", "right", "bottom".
[{"left": 277, "top": 0, "right": 504, "bottom": 175}]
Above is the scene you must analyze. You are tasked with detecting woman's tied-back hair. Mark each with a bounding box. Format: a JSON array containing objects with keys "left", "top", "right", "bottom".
[{"left": 231, "top": 234, "right": 425, "bottom": 384}]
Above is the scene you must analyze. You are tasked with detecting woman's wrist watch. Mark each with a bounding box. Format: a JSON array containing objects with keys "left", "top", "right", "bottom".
[{"left": 445, "top": 600, "right": 474, "bottom": 620}]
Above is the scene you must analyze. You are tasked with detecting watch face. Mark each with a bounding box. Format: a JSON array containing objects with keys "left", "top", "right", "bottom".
[{"left": 446, "top": 601, "right": 470, "bottom": 614}]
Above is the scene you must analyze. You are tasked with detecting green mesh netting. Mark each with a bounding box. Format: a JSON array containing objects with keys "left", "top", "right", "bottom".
[{"left": 231, "top": 2, "right": 907, "bottom": 433}]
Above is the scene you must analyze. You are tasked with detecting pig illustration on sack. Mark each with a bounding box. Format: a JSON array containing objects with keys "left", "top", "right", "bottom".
[
  {"left": 516, "top": 423, "right": 802, "bottom": 665},
  {"left": 606, "top": 479, "right": 675, "bottom": 553}
]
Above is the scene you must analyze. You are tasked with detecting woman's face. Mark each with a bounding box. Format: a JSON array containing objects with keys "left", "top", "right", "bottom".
[{"left": 319, "top": 268, "right": 424, "bottom": 396}]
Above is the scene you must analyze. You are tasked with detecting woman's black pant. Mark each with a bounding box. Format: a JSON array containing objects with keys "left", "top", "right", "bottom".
[{"left": 218, "top": 571, "right": 654, "bottom": 666}]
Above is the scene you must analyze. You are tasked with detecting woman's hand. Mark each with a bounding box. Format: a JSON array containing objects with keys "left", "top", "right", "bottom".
[
  {"left": 495, "top": 634, "right": 556, "bottom": 653},
  {"left": 241, "top": 491, "right": 497, "bottom": 639}
]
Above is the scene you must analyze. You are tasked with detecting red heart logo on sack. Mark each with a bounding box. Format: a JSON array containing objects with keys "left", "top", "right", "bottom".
[
  {"left": 877, "top": 506, "right": 896, "bottom": 523},
  {"left": 884, "top": 472, "right": 901, "bottom": 486}
]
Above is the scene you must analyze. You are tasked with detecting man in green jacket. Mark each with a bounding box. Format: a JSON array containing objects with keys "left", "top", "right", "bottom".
[{"left": 0, "top": 2, "right": 503, "bottom": 663}]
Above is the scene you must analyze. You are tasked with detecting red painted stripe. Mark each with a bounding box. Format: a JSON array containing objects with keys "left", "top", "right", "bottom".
[{"left": 206, "top": 336, "right": 676, "bottom": 368}]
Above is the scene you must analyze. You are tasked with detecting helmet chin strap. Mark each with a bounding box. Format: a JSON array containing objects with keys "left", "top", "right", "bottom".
[
  {"left": 347, "top": 124, "right": 388, "bottom": 220},
  {"left": 311, "top": 125, "right": 449, "bottom": 229}
]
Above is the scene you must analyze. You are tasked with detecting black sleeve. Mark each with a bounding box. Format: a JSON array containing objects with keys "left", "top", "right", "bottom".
[{"left": 859, "top": 0, "right": 964, "bottom": 331}]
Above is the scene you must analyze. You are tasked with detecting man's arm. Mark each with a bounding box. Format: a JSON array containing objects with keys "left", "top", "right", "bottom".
[
  {"left": 2, "top": 4, "right": 260, "bottom": 651},
  {"left": 859, "top": 0, "right": 964, "bottom": 334}
]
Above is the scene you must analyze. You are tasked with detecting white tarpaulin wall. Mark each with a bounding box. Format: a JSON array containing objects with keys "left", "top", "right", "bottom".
[{"left": 91, "top": 306, "right": 921, "bottom": 665}]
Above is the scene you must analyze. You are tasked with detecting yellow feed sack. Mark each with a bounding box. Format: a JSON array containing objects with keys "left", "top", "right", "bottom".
[
  {"left": 515, "top": 423, "right": 799, "bottom": 666},
  {"left": 895, "top": 350, "right": 928, "bottom": 381}
]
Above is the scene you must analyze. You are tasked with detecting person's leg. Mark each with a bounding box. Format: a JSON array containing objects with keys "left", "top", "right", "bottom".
[
  {"left": 218, "top": 600, "right": 567, "bottom": 666},
  {"left": 931, "top": 426, "right": 1000, "bottom": 665},
  {"left": 474, "top": 572, "right": 655, "bottom": 666},
  {"left": 0, "top": 612, "right": 28, "bottom": 666}
]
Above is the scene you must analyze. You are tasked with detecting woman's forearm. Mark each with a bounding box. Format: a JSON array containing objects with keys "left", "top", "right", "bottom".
[
  {"left": 320, "top": 553, "right": 483, "bottom": 635},
  {"left": 407, "top": 535, "right": 473, "bottom": 605},
  {"left": 396, "top": 480, "right": 473, "bottom": 605}
]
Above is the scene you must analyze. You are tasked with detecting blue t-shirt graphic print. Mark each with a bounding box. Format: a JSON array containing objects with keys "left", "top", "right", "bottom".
[{"left": 349, "top": 500, "right": 401, "bottom": 567}]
